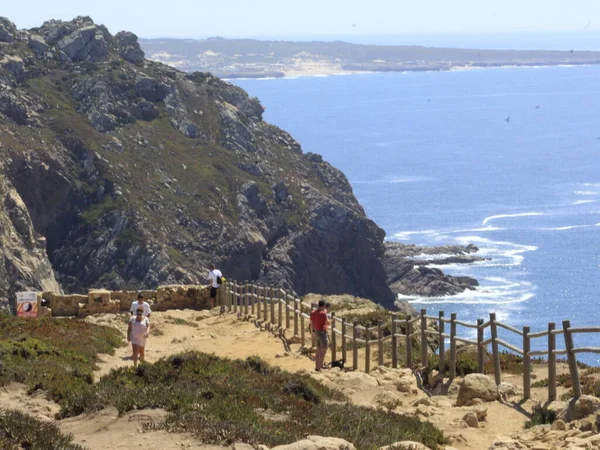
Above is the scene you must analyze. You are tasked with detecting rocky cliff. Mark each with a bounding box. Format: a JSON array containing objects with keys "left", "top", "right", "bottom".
[{"left": 0, "top": 16, "right": 395, "bottom": 306}]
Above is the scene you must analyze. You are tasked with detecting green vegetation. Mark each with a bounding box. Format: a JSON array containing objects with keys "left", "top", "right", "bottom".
[
  {"left": 79, "top": 352, "right": 445, "bottom": 449},
  {"left": 427, "top": 350, "right": 527, "bottom": 380},
  {"left": 0, "top": 313, "right": 123, "bottom": 418},
  {"left": 525, "top": 409, "right": 556, "bottom": 429},
  {"left": 0, "top": 409, "right": 86, "bottom": 450},
  {"left": 163, "top": 315, "right": 199, "bottom": 327},
  {"left": 560, "top": 367, "right": 600, "bottom": 399}
]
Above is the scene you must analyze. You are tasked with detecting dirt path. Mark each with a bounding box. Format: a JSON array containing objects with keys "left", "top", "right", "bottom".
[{"left": 2, "top": 309, "right": 573, "bottom": 450}]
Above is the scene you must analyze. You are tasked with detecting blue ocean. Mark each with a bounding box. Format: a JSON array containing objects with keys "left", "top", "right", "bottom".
[{"left": 233, "top": 66, "right": 600, "bottom": 364}]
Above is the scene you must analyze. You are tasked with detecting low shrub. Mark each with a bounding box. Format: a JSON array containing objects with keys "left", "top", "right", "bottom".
[
  {"left": 0, "top": 409, "right": 87, "bottom": 450},
  {"left": 525, "top": 409, "right": 556, "bottom": 428}
]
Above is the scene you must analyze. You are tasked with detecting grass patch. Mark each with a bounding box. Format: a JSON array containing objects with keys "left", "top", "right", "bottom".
[
  {"left": 0, "top": 313, "right": 123, "bottom": 417},
  {"left": 525, "top": 409, "right": 556, "bottom": 429},
  {"left": 64, "top": 352, "right": 446, "bottom": 449},
  {"left": 0, "top": 409, "right": 87, "bottom": 450}
]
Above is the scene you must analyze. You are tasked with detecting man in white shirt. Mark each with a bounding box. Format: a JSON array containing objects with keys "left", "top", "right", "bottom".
[
  {"left": 130, "top": 293, "right": 152, "bottom": 317},
  {"left": 207, "top": 264, "right": 223, "bottom": 310}
]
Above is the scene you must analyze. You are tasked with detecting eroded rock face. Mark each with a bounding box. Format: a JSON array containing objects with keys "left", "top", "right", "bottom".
[
  {"left": 0, "top": 17, "right": 17, "bottom": 43},
  {"left": 0, "top": 16, "right": 394, "bottom": 306}
]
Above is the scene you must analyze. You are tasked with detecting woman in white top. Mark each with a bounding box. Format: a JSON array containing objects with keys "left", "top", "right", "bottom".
[{"left": 127, "top": 308, "right": 150, "bottom": 365}]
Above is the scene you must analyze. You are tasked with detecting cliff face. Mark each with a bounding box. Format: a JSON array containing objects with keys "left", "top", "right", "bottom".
[{"left": 0, "top": 17, "right": 394, "bottom": 306}]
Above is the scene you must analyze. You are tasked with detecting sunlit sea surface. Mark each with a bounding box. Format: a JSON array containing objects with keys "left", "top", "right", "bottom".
[{"left": 233, "top": 65, "right": 600, "bottom": 364}]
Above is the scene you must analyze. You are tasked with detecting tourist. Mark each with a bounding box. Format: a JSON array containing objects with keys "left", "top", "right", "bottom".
[
  {"left": 207, "top": 264, "right": 223, "bottom": 310},
  {"left": 127, "top": 308, "right": 150, "bottom": 366},
  {"left": 309, "top": 300, "right": 330, "bottom": 371},
  {"left": 130, "top": 292, "right": 151, "bottom": 317}
]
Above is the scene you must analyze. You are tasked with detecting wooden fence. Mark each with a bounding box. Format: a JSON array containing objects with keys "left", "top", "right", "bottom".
[{"left": 223, "top": 280, "right": 600, "bottom": 402}]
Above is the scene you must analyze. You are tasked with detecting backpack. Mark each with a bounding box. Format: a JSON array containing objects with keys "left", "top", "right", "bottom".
[{"left": 216, "top": 275, "right": 223, "bottom": 285}]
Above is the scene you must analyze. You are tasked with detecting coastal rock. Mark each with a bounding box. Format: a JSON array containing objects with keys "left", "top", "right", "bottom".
[
  {"left": 557, "top": 395, "right": 600, "bottom": 422},
  {"left": 270, "top": 435, "right": 356, "bottom": 450},
  {"left": 384, "top": 242, "right": 481, "bottom": 297},
  {"left": 456, "top": 374, "right": 498, "bottom": 406},
  {"left": 0, "top": 15, "right": 394, "bottom": 306},
  {"left": 0, "top": 17, "right": 17, "bottom": 43},
  {"left": 114, "top": 31, "right": 145, "bottom": 64},
  {"left": 380, "top": 442, "right": 431, "bottom": 450}
]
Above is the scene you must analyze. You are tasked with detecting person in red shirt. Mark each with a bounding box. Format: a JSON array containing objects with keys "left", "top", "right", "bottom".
[{"left": 310, "top": 300, "right": 330, "bottom": 371}]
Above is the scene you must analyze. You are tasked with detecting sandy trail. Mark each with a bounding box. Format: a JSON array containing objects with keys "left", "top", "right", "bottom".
[{"left": 2, "top": 309, "right": 573, "bottom": 450}]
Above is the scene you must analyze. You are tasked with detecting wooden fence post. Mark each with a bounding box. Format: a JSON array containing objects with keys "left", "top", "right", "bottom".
[
  {"left": 244, "top": 282, "right": 249, "bottom": 316},
  {"left": 378, "top": 320, "right": 384, "bottom": 367},
  {"left": 251, "top": 285, "right": 256, "bottom": 317},
  {"left": 490, "top": 313, "right": 502, "bottom": 385},
  {"left": 293, "top": 299, "right": 299, "bottom": 338},
  {"left": 252, "top": 286, "right": 262, "bottom": 321},
  {"left": 342, "top": 318, "right": 348, "bottom": 364},
  {"left": 477, "top": 319, "right": 484, "bottom": 373},
  {"left": 420, "top": 309, "right": 428, "bottom": 367},
  {"left": 233, "top": 283, "right": 239, "bottom": 314},
  {"left": 353, "top": 321, "right": 359, "bottom": 371},
  {"left": 270, "top": 287, "right": 276, "bottom": 325},
  {"left": 391, "top": 314, "right": 398, "bottom": 368},
  {"left": 285, "top": 296, "right": 290, "bottom": 330},
  {"left": 277, "top": 290, "right": 282, "bottom": 329},
  {"left": 523, "top": 326, "right": 531, "bottom": 400},
  {"left": 300, "top": 302, "right": 306, "bottom": 347},
  {"left": 365, "top": 327, "right": 371, "bottom": 373},
  {"left": 331, "top": 312, "right": 337, "bottom": 363},
  {"left": 438, "top": 311, "right": 445, "bottom": 374},
  {"left": 406, "top": 315, "right": 413, "bottom": 369},
  {"left": 562, "top": 320, "right": 582, "bottom": 398},
  {"left": 548, "top": 322, "right": 557, "bottom": 402},
  {"left": 449, "top": 313, "right": 457, "bottom": 380}
]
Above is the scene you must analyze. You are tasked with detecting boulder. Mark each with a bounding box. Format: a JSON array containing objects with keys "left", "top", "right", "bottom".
[
  {"left": 114, "top": 31, "right": 145, "bottom": 64},
  {"left": 456, "top": 374, "right": 498, "bottom": 406},
  {"left": 498, "top": 382, "right": 522, "bottom": 399},
  {"left": 380, "top": 442, "right": 431, "bottom": 450},
  {"left": 0, "top": 17, "right": 16, "bottom": 43},
  {"left": 1, "top": 56, "right": 25, "bottom": 82},
  {"left": 270, "top": 435, "right": 356, "bottom": 450},
  {"left": 462, "top": 411, "right": 479, "bottom": 428},
  {"left": 56, "top": 24, "right": 111, "bottom": 61},
  {"left": 557, "top": 395, "right": 600, "bottom": 422},
  {"left": 29, "top": 35, "right": 49, "bottom": 54}
]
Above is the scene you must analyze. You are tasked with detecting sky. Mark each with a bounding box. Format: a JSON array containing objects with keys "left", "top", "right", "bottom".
[{"left": 3, "top": 0, "right": 599, "bottom": 39}]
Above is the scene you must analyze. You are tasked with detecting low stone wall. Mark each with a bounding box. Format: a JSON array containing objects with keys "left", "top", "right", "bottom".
[{"left": 35, "top": 283, "right": 227, "bottom": 317}]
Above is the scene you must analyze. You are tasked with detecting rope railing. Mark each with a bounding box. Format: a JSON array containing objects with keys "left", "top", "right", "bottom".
[{"left": 223, "top": 279, "right": 598, "bottom": 403}]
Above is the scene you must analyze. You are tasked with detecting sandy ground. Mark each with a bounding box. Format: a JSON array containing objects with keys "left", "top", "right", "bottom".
[{"left": 1, "top": 309, "right": 573, "bottom": 450}]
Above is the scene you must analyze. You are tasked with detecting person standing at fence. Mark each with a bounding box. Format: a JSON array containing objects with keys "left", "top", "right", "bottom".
[
  {"left": 127, "top": 308, "right": 150, "bottom": 366},
  {"left": 310, "top": 300, "right": 330, "bottom": 371},
  {"left": 130, "top": 292, "right": 152, "bottom": 318},
  {"left": 207, "top": 264, "right": 223, "bottom": 311}
]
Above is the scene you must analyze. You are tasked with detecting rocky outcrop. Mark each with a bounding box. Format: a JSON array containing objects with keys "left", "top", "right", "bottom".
[
  {"left": 0, "top": 16, "right": 394, "bottom": 307},
  {"left": 0, "top": 17, "right": 17, "bottom": 43},
  {"left": 270, "top": 436, "right": 356, "bottom": 450},
  {"left": 455, "top": 374, "right": 499, "bottom": 406},
  {"left": 385, "top": 242, "right": 482, "bottom": 297}
]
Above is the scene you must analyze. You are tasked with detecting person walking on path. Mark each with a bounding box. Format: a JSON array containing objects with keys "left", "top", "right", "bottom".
[
  {"left": 207, "top": 264, "right": 223, "bottom": 310},
  {"left": 310, "top": 300, "right": 330, "bottom": 371},
  {"left": 130, "top": 292, "right": 152, "bottom": 318},
  {"left": 127, "top": 307, "right": 150, "bottom": 366}
]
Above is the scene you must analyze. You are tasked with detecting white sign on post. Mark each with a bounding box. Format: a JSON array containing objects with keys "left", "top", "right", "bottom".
[{"left": 16, "top": 291, "right": 38, "bottom": 318}]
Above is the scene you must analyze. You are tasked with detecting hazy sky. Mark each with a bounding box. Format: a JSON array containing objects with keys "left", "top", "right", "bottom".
[{"left": 4, "top": 0, "right": 599, "bottom": 38}]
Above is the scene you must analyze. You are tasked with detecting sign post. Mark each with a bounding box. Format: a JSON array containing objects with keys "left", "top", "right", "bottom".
[{"left": 16, "top": 292, "right": 38, "bottom": 318}]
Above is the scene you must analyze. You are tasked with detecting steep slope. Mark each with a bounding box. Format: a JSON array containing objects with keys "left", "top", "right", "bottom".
[{"left": 0, "top": 17, "right": 394, "bottom": 305}]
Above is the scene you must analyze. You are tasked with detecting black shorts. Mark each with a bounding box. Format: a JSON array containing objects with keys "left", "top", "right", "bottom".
[{"left": 210, "top": 287, "right": 219, "bottom": 298}]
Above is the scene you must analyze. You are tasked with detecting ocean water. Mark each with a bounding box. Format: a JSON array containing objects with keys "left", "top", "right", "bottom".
[{"left": 232, "top": 66, "right": 600, "bottom": 364}]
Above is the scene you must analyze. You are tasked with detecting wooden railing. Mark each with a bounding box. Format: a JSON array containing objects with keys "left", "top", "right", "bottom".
[{"left": 224, "top": 280, "right": 600, "bottom": 402}]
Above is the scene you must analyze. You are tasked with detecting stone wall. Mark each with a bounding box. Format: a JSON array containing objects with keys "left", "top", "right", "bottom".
[{"left": 35, "top": 283, "right": 227, "bottom": 317}]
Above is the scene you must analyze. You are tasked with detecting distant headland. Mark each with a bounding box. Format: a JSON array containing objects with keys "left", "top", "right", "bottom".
[{"left": 139, "top": 37, "right": 600, "bottom": 78}]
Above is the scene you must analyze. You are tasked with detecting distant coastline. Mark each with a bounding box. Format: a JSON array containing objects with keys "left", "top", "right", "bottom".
[{"left": 140, "top": 37, "right": 600, "bottom": 79}]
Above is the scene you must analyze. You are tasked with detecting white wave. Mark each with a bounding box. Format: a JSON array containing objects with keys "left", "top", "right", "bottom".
[
  {"left": 354, "top": 175, "right": 430, "bottom": 185},
  {"left": 584, "top": 183, "right": 600, "bottom": 187},
  {"left": 482, "top": 212, "right": 543, "bottom": 225},
  {"left": 392, "top": 230, "right": 439, "bottom": 241},
  {"left": 541, "top": 224, "right": 592, "bottom": 231},
  {"left": 573, "top": 200, "right": 596, "bottom": 205},
  {"left": 574, "top": 191, "right": 598, "bottom": 196}
]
